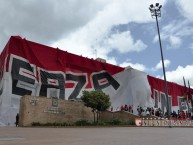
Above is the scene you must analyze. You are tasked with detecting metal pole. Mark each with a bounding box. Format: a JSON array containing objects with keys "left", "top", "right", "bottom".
[
  {"left": 155, "top": 15, "right": 170, "bottom": 118},
  {"left": 149, "top": 3, "right": 171, "bottom": 127}
]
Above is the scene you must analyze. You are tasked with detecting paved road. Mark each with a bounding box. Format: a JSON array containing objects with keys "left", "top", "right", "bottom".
[{"left": 0, "top": 126, "right": 193, "bottom": 145}]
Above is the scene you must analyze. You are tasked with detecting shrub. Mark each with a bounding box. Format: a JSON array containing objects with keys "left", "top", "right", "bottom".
[
  {"left": 31, "top": 119, "right": 133, "bottom": 127},
  {"left": 111, "top": 119, "right": 122, "bottom": 125},
  {"left": 31, "top": 122, "right": 41, "bottom": 126},
  {"left": 129, "top": 121, "right": 135, "bottom": 125},
  {"left": 75, "top": 120, "right": 90, "bottom": 126}
]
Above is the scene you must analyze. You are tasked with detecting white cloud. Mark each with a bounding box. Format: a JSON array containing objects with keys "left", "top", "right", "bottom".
[
  {"left": 106, "top": 57, "right": 118, "bottom": 66},
  {"left": 165, "top": 65, "right": 193, "bottom": 87},
  {"left": 175, "top": 0, "right": 193, "bottom": 22},
  {"left": 190, "top": 44, "right": 193, "bottom": 50},
  {"left": 153, "top": 20, "right": 192, "bottom": 49},
  {"left": 161, "top": 20, "right": 193, "bottom": 39},
  {"left": 0, "top": 0, "right": 106, "bottom": 50},
  {"left": 120, "top": 61, "right": 146, "bottom": 71},
  {"left": 52, "top": 0, "right": 166, "bottom": 64},
  {"left": 169, "top": 35, "right": 182, "bottom": 49},
  {"left": 155, "top": 59, "right": 171, "bottom": 70},
  {"left": 0, "top": 0, "right": 167, "bottom": 66},
  {"left": 155, "top": 65, "right": 193, "bottom": 87},
  {"left": 176, "top": 26, "right": 193, "bottom": 37},
  {"left": 106, "top": 31, "right": 147, "bottom": 53}
]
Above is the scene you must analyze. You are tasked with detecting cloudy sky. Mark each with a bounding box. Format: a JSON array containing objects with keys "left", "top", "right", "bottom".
[{"left": 0, "top": 0, "right": 193, "bottom": 87}]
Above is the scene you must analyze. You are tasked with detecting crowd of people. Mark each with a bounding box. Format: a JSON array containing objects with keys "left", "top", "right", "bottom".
[
  {"left": 110, "top": 105, "right": 193, "bottom": 119},
  {"left": 170, "top": 110, "right": 192, "bottom": 119},
  {"left": 137, "top": 106, "right": 155, "bottom": 116},
  {"left": 120, "top": 104, "right": 133, "bottom": 113},
  {"left": 137, "top": 106, "right": 193, "bottom": 119},
  {"left": 110, "top": 104, "right": 133, "bottom": 113}
]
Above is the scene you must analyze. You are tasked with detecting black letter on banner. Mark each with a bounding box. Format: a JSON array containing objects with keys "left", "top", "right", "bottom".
[
  {"left": 161, "top": 93, "right": 172, "bottom": 113},
  {"left": 92, "top": 72, "right": 120, "bottom": 91},
  {"left": 66, "top": 73, "right": 86, "bottom": 100},
  {"left": 154, "top": 90, "right": 158, "bottom": 108},
  {"left": 39, "top": 70, "right": 65, "bottom": 99},
  {"left": 160, "top": 93, "right": 167, "bottom": 112},
  {"left": 0, "top": 84, "right": 3, "bottom": 96},
  {"left": 0, "top": 69, "right": 3, "bottom": 95},
  {"left": 11, "top": 58, "right": 35, "bottom": 96}
]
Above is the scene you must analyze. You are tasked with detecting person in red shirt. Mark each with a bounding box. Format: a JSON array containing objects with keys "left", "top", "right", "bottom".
[
  {"left": 128, "top": 105, "right": 132, "bottom": 112},
  {"left": 180, "top": 111, "right": 185, "bottom": 119},
  {"left": 120, "top": 105, "right": 124, "bottom": 111},
  {"left": 124, "top": 104, "right": 128, "bottom": 111}
]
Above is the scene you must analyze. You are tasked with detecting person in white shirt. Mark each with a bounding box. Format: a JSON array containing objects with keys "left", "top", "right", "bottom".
[
  {"left": 141, "top": 110, "right": 146, "bottom": 116},
  {"left": 146, "top": 109, "right": 150, "bottom": 116}
]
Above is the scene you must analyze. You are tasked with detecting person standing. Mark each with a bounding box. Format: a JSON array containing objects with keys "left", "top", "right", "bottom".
[{"left": 15, "top": 113, "right": 19, "bottom": 127}]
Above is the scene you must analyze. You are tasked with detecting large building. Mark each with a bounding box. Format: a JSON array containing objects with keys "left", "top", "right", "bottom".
[{"left": 0, "top": 36, "right": 192, "bottom": 126}]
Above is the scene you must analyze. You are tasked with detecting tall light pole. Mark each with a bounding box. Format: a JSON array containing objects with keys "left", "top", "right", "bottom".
[{"left": 149, "top": 3, "right": 170, "bottom": 119}]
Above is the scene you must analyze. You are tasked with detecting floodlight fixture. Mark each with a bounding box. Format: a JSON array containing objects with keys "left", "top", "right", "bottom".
[{"left": 149, "top": 3, "right": 162, "bottom": 18}]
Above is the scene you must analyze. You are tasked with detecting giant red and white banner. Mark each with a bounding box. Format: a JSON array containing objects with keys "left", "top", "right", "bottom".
[{"left": 0, "top": 36, "right": 192, "bottom": 126}]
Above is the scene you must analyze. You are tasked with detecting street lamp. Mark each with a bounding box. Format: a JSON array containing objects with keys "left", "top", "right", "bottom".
[{"left": 149, "top": 4, "right": 171, "bottom": 119}]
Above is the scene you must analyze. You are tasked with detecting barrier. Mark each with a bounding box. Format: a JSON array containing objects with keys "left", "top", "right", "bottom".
[{"left": 135, "top": 117, "right": 193, "bottom": 127}]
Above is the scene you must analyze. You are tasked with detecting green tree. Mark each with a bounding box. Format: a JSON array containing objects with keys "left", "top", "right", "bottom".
[{"left": 81, "top": 90, "right": 111, "bottom": 122}]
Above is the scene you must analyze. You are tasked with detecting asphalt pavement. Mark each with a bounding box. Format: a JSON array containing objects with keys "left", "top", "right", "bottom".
[{"left": 0, "top": 126, "right": 193, "bottom": 145}]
